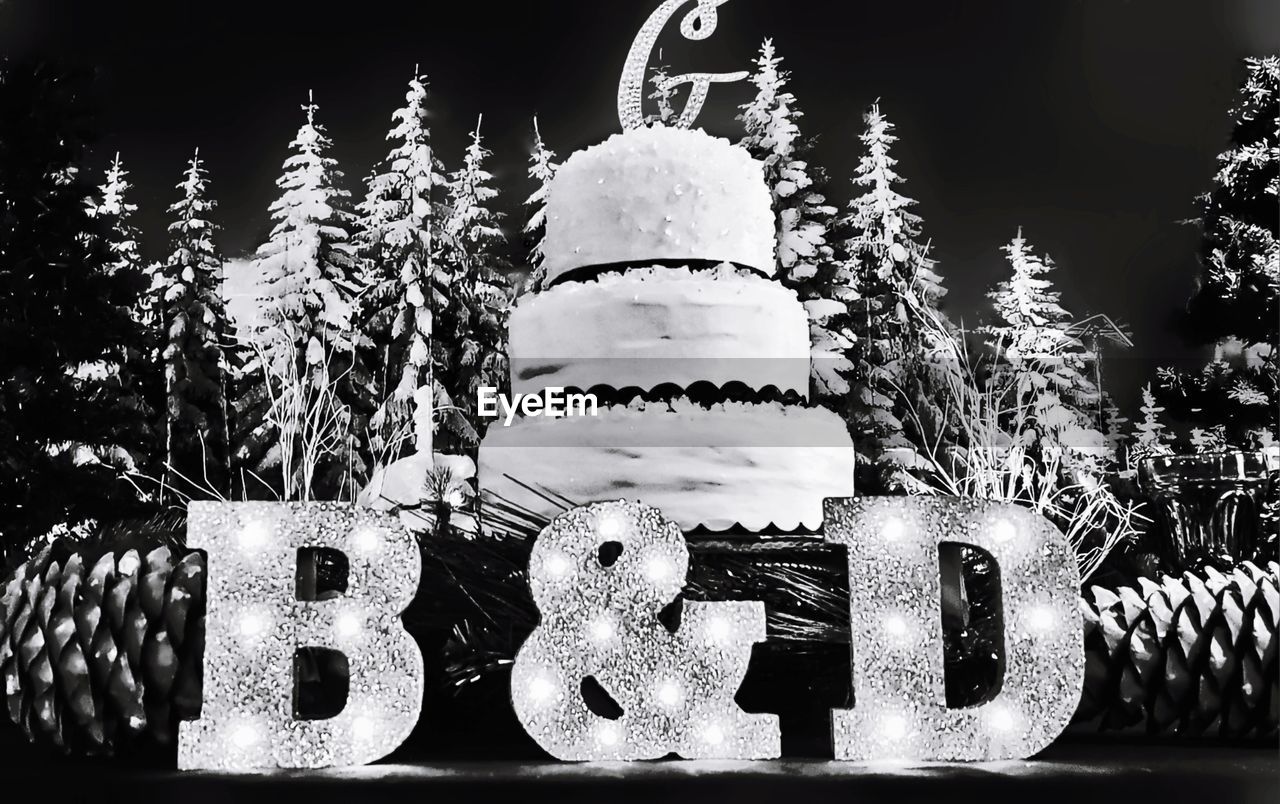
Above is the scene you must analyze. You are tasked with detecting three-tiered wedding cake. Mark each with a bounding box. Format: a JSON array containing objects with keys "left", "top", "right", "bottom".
[{"left": 480, "top": 125, "right": 855, "bottom": 532}]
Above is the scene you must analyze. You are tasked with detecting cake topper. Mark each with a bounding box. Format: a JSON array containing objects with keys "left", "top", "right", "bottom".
[{"left": 618, "top": 0, "right": 749, "bottom": 130}]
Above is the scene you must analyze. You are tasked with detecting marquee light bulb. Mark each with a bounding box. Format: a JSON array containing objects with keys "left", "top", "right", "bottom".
[
  {"left": 882, "top": 613, "right": 909, "bottom": 639},
  {"left": 335, "top": 611, "right": 363, "bottom": 639},
  {"left": 589, "top": 616, "right": 615, "bottom": 643},
  {"left": 991, "top": 519, "right": 1018, "bottom": 543},
  {"left": 881, "top": 713, "right": 908, "bottom": 741},
  {"left": 351, "top": 717, "right": 375, "bottom": 742},
  {"left": 544, "top": 552, "right": 571, "bottom": 579},
  {"left": 881, "top": 518, "right": 905, "bottom": 542},
  {"left": 705, "top": 616, "right": 733, "bottom": 644},
  {"left": 597, "top": 723, "right": 620, "bottom": 746},
  {"left": 350, "top": 527, "right": 381, "bottom": 554},
  {"left": 231, "top": 723, "right": 260, "bottom": 749},
  {"left": 645, "top": 555, "right": 674, "bottom": 582},
  {"left": 597, "top": 514, "right": 624, "bottom": 539},
  {"left": 1025, "top": 605, "right": 1056, "bottom": 633},
  {"left": 238, "top": 520, "right": 270, "bottom": 551},
  {"left": 239, "top": 611, "right": 270, "bottom": 640},
  {"left": 529, "top": 676, "right": 557, "bottom": 704},
  {"left": 656, "top": 680, "right": 682, "bottom": 707},
  {"left": 703, "top": 724, "right": 725, "bottom": 746},
  {"left": 987, "top": 704, "right": 1017, "bottom": 733}
]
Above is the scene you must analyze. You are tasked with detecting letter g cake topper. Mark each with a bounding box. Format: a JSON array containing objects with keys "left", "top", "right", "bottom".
[{"left": 617, "top": 0, "right": 749, "bottom": 130}]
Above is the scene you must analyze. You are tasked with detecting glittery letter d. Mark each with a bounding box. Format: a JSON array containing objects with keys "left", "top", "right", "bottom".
[
  {"left": 824, "top": 497, "right": 1084, "bottom": 761},
  {"left": 179, "top": 502, "right": 424, "bottom": 770}
]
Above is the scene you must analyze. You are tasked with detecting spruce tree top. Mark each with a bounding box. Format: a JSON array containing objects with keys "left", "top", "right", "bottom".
[
  {"left": 523, "top": 117, "right": 557, "bottom": 291},
  {"left": 984, "top": 230, "right": 1100, "bottom": 420},
  {"left": 167, "top": 150, "right": 221, "bottom": 271},
  {"left": 739, "top": 39, "right": 800, "bottom": 180},
  {"left": 844, "top": 102, "right": 942, "bottom": 307},
  {"left": 358, "top": 72, "right": 446, "bottom": 252},
  {"left": 90, "top": 153, "right": 142, "bottom": 277},
  {"left": 1185, "top": 56, "right": 1278, "bottom": 349},
  {"left": 254, "top": 95, "right": 359, "bottom": 364},
  {"left": 445, "top": 117, "right": 506, "bottom": 269}
]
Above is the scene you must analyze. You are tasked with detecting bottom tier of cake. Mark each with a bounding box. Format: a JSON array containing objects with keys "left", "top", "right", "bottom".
[{"left": 479, "top": 400, "right": 856, "bottom": 532}]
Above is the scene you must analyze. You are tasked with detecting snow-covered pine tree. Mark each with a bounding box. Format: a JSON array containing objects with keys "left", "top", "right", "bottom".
[
  {"left": 1158, "top": 56, "right": 1279, "bottom": 448},
  {"left": 1132, "top": 383, "right": 1174, "bottom": 460},
  {"left": 1102, "top": 396, "right": 1130, "bottom": 465},
  {"left": 1188, "top": 426, "right": 1228, "bottom": 451},
  {"left": 0, "top": 63, "right": 153, "bottom": 559},
  {"left": 437, "top": 116, "right": 511, "bottom": 440},
  {"left": 982, "top": 229, "right": 1100, "bottom": 432},
  {"left": 522, "top": 116, "right": 557, "bottom": 294},
  {"left": 87, "top": 152, "right": 168, "bottom": 466},
  {"left": 356, "top": 72, "right": 450, "bottom": 462},
  {"left": 646, "top": 63, "right": 677, "bottom": 127},
  {"left": 736, "top": 39, "right": 851, "bottom": 407},
  {"left": 235, "top": 94, "right": 371, "bottom": 500},
  {"left": 159, "top": 148, "right": 231, "bottom": 495},
  {"left": 838, "top": 102, "right": 945, "bottom": 462},
  {"left": 90, "top": 154, "right": 144, "bottom": 278}
]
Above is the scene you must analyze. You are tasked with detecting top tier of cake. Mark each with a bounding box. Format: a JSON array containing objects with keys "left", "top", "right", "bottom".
[{"left": 540, "top": 126, "right": 777, "bottom": 286}]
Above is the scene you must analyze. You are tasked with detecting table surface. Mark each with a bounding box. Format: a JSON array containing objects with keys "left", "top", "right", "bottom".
[{"left": 0, "top": 740, "right": 1275, "bottom": 804}]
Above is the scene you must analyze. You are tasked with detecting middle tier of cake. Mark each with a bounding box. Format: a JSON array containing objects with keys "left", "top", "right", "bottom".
[
  {"left": 509, "top": 263, "right": 811, "bottom": 398},
  {"left": 479, "top": 399, "right": 856, "bottom": 532}
]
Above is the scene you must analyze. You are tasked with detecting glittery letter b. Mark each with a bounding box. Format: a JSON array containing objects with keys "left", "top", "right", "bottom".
[
  {"left": 179, "top": 502, "right": 424, "bottom": 770},
  {"left": 824, "top": 497, "right": 1083, "bottom": 761}
]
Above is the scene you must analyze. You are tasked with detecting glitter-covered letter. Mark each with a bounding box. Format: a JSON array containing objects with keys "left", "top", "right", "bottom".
[
  {"left": 512, "top": 500, "right": 779, "bottom": 760},
  {"left": 179, "top": 502, "right": 423, "bottom": 770},
  {"left": 824, "top": 497, "right": 1084, "bottom": 761},
  {"left": 617, "top": 0, "right": 749, "bottom": 130}
]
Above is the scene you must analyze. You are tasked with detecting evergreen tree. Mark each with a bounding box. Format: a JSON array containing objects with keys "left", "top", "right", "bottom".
[
  {"left": 1188, "top": 425, "right": 1228, "bottom": 451},
  {"left": 736, "top": 40, "right": 851, "bottom": 405},
  {"left": 646, "top": 64, "right": 677, "bottom": 127},
  {"left": 88, "top": 152, "right": 167, "bottom": 460},
  {"left": 356, "top": 72, "right": 449, "bottom": 462},
  {"left": 159, "top": 149, "right": 231, "bottom": 495},
  {"left": 89, "top": 154, "right": 143, "bottom": 279},
  {"left": 982, "top": 229, "right": 1099, "bottom": 427},
  {"left": 0, "top": 63, "right": 153, "bottom": 560},
  {"left": 522, "top": 116, "right": 558, "bottom": 294},
  {"left": 1158, "top": 57, "right": 1279, "bottom": 448},
  {"left": 1132, "top": 383, "right": 1174, "bottom": 460},
  {"left": 1102, "top": 397, "right": 1129, "bottom": 463},
  {"left": 437, "top": 116, "right": 511, "bottom": 441},
  {"left": 839, "top": 102, "right": 943, "bottom": 461},
  {"left": 235, "top": 95, "right": 370, "bottom": 499}
]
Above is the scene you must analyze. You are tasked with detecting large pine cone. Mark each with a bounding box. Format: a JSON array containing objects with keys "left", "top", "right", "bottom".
[
  {"left": 0, "top": 543, "right": 204, "bottom": 754},
  {"left": 1076, "top": 561, "right": 1278, "bottom": 738}
]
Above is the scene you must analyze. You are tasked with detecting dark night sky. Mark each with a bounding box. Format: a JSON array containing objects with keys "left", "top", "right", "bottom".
[{"left": 3, "top": 0, "right": 1278, "bottom": 412}]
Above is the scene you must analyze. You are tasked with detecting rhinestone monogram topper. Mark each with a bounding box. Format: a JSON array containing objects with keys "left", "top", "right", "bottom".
[
  {"left": 180, "top": 502, "right": 424, "bottom": 770},
  {"left": 511, "top": 500, "right": 780, "bottom": 760},
  {"left": 618, "top": 0, "right": 749, "bottom": 130},
  {"left": 824, "top": 497, "right": 1085, "bottom": 762}
]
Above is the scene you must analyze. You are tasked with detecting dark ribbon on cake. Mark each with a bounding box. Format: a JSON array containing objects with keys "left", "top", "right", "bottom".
[{"left": 544, "top": 258, "right": 773, "bottom": 289}]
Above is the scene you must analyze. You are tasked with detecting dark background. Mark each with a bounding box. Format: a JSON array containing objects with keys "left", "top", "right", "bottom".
[{"left": 2, "top": 0, "right": 1278, "bottom": 412}]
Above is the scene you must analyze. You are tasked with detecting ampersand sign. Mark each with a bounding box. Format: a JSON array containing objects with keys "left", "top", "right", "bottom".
[
  {"left": 511, "top": 500, "right": 780, "bottom": 760},
  {"left": 617, "top": 0, "right": 749, "bottom": 130}
]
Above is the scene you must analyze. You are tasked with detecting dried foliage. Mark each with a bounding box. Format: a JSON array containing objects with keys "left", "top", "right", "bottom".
[{"left": 898, "top": 300, "right": 1145, "bottom": 580}]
